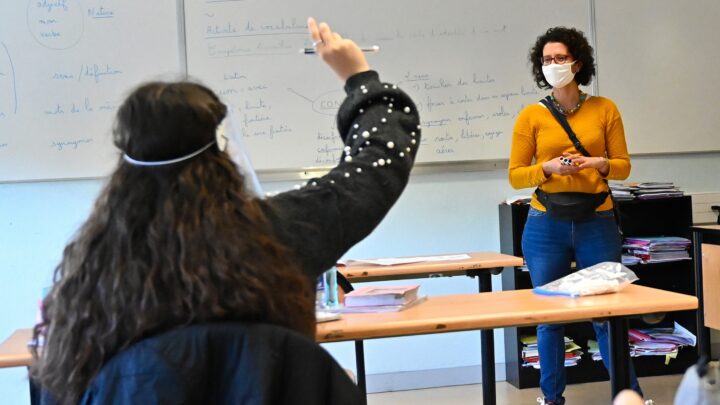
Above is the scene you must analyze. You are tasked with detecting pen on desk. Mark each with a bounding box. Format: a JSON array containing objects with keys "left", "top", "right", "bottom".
[{"left": 300, "top": 45, "right": 380, "bottom": 54}]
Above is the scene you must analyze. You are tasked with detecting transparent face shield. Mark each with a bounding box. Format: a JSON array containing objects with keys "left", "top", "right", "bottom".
[{"left": 216, "top": 108, "right": 264, "bottom": 198}]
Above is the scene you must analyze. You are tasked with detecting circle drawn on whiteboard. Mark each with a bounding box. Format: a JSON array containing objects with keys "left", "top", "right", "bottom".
[
  {"left": 287, "top": 88, "right": 345, "bottom": 117},
  {"left": 311, "top": 89, "right": 345, "bottom": 116},
  {"left": 0, "top": 42, "right": 18, "bottom": 115},
  {"left": 26, "top": 0, "right": 84, "bottom": 50}
]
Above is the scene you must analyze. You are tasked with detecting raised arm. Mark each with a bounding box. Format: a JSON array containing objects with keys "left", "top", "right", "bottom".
[{"left": 259, "top": 19, "right": 421, "bottom": 281}]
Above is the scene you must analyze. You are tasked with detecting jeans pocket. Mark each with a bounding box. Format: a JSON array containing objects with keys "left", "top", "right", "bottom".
[{"left": 527, "top": 207, "right": 547, "bottom": 217}]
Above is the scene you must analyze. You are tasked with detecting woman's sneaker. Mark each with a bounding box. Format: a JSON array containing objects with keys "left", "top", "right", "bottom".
[{"left": 536, "top": 397, "right": 565, "bottom": 405}]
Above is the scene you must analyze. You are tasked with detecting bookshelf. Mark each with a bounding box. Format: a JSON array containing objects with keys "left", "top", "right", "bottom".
[{"left": 499, "top": 195, "right": 698, "bottom": 389}]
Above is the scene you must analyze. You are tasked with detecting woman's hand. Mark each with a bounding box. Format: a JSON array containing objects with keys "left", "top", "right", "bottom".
[
  {"left": 563, "top": 152, "right": 610, "bottom": 176},
  {"left": 542, "top": 156, "right": 581, "bottom": 177},
  {"left": 307, "top": 17, "right": 370, "bottom": 81}
]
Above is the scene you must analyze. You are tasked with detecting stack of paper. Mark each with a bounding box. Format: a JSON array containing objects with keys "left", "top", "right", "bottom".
[
  {"left": 628, "top": 322, "right": 696, "bottom": 359},
  {"left": 587, "top": 339, "right": 602, "bottom": 361},
  {"left": 609, "top": 182, "right": 685, "bottom": 200},
  {"left": 634, "top": 182, "right": 684, "bottom": 200},
  {"left": 623, "top": 236, "right": 691, "bottom": 263},
  {"left": 621, "top": 254, "right": 642, "bottom": 265},
  {"left": 520, "top": 335, "right": 583, "bottom": 369},
  {"left": 609, "top": 183, "right": 639, "bottom": 201}
]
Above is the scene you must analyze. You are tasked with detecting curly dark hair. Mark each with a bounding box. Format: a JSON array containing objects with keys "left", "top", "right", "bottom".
[
  {"left": 529, "top": 26, "right": 596, "bottom": 89},
  {"left": 30, "top": 81, "right": 315, "bottom": 404}
]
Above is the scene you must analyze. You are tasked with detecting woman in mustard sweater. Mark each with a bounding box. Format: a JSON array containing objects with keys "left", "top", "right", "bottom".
[{"left": 509, "top": 27, "right": 642, "bottom": 405}]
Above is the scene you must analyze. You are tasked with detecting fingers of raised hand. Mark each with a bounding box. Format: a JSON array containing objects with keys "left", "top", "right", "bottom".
[
  {"left": 318, "top": 22, "right": 334, "bottom": 46},
  {"left": 307, "top": 17, "right": 321, "bottom": 42}
]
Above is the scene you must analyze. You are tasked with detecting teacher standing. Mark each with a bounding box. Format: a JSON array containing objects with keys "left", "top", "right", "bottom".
[{"left": 508, "top": 27, "right": 642, "bottom": 405}]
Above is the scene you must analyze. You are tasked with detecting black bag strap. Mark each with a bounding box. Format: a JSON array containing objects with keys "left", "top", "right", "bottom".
[{"left": 539, "top": 96, "right": 591, "bottom": 157}]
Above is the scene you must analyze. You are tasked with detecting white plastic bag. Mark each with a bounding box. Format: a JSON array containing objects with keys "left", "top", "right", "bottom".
[{"left": 533, "top": 261, "right": 639, "bottom": 297}]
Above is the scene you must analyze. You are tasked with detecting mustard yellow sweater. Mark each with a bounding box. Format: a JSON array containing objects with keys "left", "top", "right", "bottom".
[{"left": 508, "top": 96, "right": 630, "bottom": 212}]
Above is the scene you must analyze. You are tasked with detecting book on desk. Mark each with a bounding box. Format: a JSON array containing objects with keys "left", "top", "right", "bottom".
[
  {"left": 334, "top": 284, "right": 425, "bottom": 313},
  {"left": 344, "top": 284, "right": 420, "bottom": 307}
]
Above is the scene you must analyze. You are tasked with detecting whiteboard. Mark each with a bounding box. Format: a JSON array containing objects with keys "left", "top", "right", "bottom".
[
  {"left": 184, "top": 0, "right": 590, "bottom": 171},
  {"left": 0, "top": 0, "right": 183, "bottom": 182},
  {"left": 594, "top": 0, "right": 720, "bottom": 155}
]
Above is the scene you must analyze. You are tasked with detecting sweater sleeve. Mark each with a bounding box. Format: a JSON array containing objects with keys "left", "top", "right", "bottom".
[
  {"left": 603, "top": 102, "right": 631, "bottom": 181},
  {"left": 508, "top": 107, "right": 547, "bottom": 189},
  {"left": 259, "top": 71, "right": 420, "bottom": 281}
]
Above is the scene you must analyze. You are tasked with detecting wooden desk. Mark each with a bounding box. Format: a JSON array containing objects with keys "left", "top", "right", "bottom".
[
  {"left": 692, "top": 224, "right": 720, "bottom": 359},
  {"left": 317, "top": 284, "right": 698, "bottom": 401},
  {"left": 337, "top": 252, "right": 523, "bottom": 403},
  {"left": 0, "top": 329, "right": 38, "bottom": 404},
  {"left": 0, "top": 329, "right": 32, "bottom": 368},
  {"left": 2, "top": 253, "right": 524, "bottom": 405},
  {"left": 1, "top": 285, "right": 698, "bottom": 404},
  {"left": 338, "top": 252, "right": 523, "bottom": 283}
]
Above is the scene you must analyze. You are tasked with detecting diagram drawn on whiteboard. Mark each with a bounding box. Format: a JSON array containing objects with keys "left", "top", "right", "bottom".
[{"left": 26, "top": 0, "right": 85, "bottom": 50}]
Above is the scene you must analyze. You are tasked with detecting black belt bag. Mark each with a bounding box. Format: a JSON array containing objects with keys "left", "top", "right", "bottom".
[{"left": 535, "top": 188, "right": 609, "bottom": 221}]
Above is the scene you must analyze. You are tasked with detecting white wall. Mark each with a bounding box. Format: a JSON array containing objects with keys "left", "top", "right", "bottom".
[{"left": 1, "top": 152, "right": 719, "bottom": 403}]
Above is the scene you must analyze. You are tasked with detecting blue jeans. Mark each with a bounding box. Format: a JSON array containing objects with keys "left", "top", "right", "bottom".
[{"left": 521, "top": 207, "right": 643, "bottom": 403}]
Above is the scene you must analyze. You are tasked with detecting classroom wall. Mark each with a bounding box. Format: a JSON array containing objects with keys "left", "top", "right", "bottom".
[{"left": 1, "top": 152, "right": 719, "bottom": 402}]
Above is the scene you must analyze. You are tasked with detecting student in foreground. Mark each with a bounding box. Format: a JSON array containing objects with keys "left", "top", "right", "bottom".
[
  {"left": 508, "top": 27, "right": 640, "bottom": 405},
  {"left": 31, "top": 17, "right": 420, "bottom": 404}
]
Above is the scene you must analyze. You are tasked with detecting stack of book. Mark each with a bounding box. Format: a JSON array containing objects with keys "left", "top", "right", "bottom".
[
  {"left": 338, "top": 284, "right": 425, "bottom": 313},
  {"left": 634, "top": 182, "right": 684, "bottom": 200},
  {"left": 609, "top": 183, "right": 638, "bottom": 201},
  {"left": 628, "top": 322, "right": 696, "bottom": 360},
  {"left": 621, "top": 254, "right": 642, "bottom": 265},
  {"left": 609, "top": 182, "right": 684, "bottom": 200},
  {"left": 623, "top": 236, "right": 692, "bottom": 263},
  {"left": 520, "top": 335, "right": 583, "bottom": 369}
]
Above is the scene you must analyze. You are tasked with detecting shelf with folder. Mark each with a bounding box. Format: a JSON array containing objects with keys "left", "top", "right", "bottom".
[{"left": 499, "top": 195, "right": 698, "bottom": 389}]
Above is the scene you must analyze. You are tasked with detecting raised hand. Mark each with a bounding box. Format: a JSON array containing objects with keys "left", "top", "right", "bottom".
[{"left": 307, "top": 17, "right": 370, "bottom": 81}]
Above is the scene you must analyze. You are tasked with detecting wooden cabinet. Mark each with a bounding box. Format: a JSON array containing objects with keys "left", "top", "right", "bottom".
[
  {"left": 702, "top": 243, "right": 720, "bottom": 330},
  {"left": 499, "top": 196, "right": 698, "bottom": 389}
]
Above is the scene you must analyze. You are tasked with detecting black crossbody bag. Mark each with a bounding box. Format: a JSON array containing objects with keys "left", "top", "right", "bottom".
[{"left": 535, "top": 96, "right": 613, "bottom": 222}]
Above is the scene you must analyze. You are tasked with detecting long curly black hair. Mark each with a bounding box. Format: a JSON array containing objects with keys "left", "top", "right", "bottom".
[
  {"left": 529, "top": 26, "right": 596, "bottom": 89},
  {"left": 30, "top": 81, "right": 315, "bottom": 404}
]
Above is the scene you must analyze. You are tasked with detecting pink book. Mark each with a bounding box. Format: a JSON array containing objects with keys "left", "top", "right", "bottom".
[{"left": 344, "top": 284, "right": 420, "bottom": 307}]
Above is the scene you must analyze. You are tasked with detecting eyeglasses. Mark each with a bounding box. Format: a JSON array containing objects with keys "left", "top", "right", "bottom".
[{"left": 541, "top": 55, "right": 572, "bottom": 65}]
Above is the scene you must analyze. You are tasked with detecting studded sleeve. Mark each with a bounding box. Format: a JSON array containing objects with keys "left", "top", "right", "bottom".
[{"left": 258, "top": 70, "right": 421, "bottom": 281}]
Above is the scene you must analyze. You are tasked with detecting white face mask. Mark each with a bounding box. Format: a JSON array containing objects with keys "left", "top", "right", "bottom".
[{"left": 542, "top": 61, "right": 576, "bottom": 89}]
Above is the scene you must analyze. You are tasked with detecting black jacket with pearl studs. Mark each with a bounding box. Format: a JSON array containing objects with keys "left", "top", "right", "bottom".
[{"left": 259, "top": 70, "right": 421, "bottom": 283}]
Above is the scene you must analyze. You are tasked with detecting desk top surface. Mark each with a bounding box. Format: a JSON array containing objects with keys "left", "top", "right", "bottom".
[
  {"left": 693, "top": 225, "right": 720, "bottom": 234},
  {"left": 337, "top": 251, "right": 523, "bottom": 281},
  {"left": 1, "top": 285, "right": 697, "bottom": 368},
  {"left": 0, "top": 328, "right": 33, "bottom": 368},
  {"left": 316, "top": 284, "right": 697, "bottom": 342}
]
